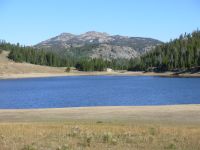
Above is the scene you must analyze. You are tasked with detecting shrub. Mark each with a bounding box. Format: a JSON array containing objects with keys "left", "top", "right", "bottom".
[
  {"left": 96, "top": 121, "right": 103, "bottom": 124},
  {"left": 84, "top": 134, "right": 92, "bottom": 147},
  {"left": 56, "top": 144, "right": 70, "bottom": 150},
  {"left": 111, "top": 138, "right": 118, "bottom": 145},
  {"left": 164, "top": 143, "right": 176, "bottom": 149},
  {"left": 103, "top": 132, "right": 113, "bottom": 143},
  {"left": 21, "top": 145, "right": 36, "bottom": 150},
  {"left": 68, "top": 126, "right": 81, "bottom": 137},
  {"left": 149, "top": 127, "right": 156, "bottom": 136},
  {"left": 65, "top": 67, "right": 71, "bottom": 72}
]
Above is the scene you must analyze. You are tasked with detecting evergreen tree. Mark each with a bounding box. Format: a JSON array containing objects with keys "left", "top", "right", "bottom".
[{"left": 128, "top": 30, "right": 200, "bottom": 72}]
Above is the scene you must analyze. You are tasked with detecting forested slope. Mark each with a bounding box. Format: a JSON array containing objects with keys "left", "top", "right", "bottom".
[
  {"left": 128, "top": 30, "right": 200, "bottom": 72},
  {"left": 0, "top": 41, "right": 129, "bottom": 71}
]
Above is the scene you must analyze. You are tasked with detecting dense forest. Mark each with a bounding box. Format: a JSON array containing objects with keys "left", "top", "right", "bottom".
[
  {"left": 1, "top": 30, "right": 200, "bottom": 72},
  {"left": 75, "top": 58, "right": 129, "bottom": 71},
  {"left": 0, "top": 41, "right": 71, "bottom": 67},
  {"left": 128, "top": 30, "right": 200, "bottom": 72},
  {"left": 0, "top": 40, "right": 129, "bottom": 71}
]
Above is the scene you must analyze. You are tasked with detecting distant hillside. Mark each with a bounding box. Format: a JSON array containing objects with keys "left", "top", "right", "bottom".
[
  {"left": 0, "top": 50, "right": 65, "bottom": 76},
  {"left": 128, "top": 30, "right": 200, "bottom": 72},
  {"left": 0, "top": 41, "right": 134, "bottom": 71},
  {"left": 35, "top": 31, "right": 162, "bottom": 59}
]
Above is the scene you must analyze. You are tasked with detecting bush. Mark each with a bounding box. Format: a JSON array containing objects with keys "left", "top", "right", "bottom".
[
  {"left": 111, "top": 138, "right": 118, "bottom": 145},
  {"left": 56, "top": 144, "right": 70, "bottom": 150},
  {"left": 21, "top": 145, "right": 36, "bottom": 150},
  {"left": 84, "top": 133, "right": 92, "bottom": 147},
  {"left": 149, "top": 127, "right": 156, "bottom": 136},
  {"left": 164, "top": 143, "right": 176, "bottom": 149},
  {"left": 65, "top": 67, "right": 71, "bottom": 72},
  {"left": 103, "top": 132, "right": 113, "bottom": 143}
]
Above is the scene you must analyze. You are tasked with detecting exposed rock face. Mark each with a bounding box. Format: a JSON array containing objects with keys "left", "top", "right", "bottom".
[
  {"left": 35, "top": 31, "right": 162, "bottom": 59},
  {"left": 90, "top": 44, "right": 139, "bottom": 59}
]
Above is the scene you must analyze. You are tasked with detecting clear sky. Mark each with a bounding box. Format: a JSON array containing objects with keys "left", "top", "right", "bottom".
[{"left": 0, "top": 0, "right": 199, "bottom": 45}]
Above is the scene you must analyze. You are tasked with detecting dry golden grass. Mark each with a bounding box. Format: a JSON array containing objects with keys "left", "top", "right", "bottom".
[
  {"left": 0, "top": 121, "right": 200, "bottom": 150},
  {"left": 1, "top": 105, "right": 200, "bottom": 149}
]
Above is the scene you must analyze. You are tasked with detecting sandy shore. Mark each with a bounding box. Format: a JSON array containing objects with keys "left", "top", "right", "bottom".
[
  {"left": 1, "top": 71, "right": 200, "bottom": 79},
  {"left": 0, "top": 71, "right": 172, "bottom": 79},
  {"left": 0, "top": 105, "right": 200, "bottom": 124}
]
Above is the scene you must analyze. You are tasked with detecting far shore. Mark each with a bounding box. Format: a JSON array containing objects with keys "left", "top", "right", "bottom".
[
  {"left": 0, "top": 71, "right": 200, "bottom": 79},
  {"left": 1, "top": 51, "right": 200, "bottom": 79}
]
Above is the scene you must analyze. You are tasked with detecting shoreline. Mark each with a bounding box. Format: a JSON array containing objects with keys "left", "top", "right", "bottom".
[
  {"left": 0, "top": 104, "right": 200, "bottom": 123},
  {"left": 1, "top": 71, "right": 200, "bottom": 79},
  {"left": 0, "top": 103, "right": 198, "bottom": 110}
]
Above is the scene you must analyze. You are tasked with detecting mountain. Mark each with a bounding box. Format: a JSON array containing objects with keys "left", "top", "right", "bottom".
[{"left": 35, "top": 31, "right": 162, "bottom": 59}]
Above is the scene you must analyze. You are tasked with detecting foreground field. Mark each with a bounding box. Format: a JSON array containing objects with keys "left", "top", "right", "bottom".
[
  {"left": 0, "top": 105, "right": 200, "bottom": 150},
  {"left": 0, "top": 122, "right": 200, "bottom": 150}
]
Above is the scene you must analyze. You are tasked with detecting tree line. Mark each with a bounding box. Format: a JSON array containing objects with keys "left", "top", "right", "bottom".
[
  {"left": 75, "top": 58, "right": 129, "bottom": 71},
  {"left": 2, "top": 29, "right": 200, "bottom": 72},
  {"left": 128, "top": 30, "right": 200, "bottom": 72},
  {"left": 0, "top": 43, "right": 69, "bottom": 67},
  {"left": 0, "top": 40, "right": 130, "bottom": 71}
]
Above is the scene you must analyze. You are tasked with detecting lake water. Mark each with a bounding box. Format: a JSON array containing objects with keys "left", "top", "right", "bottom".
[{"left": 0, "top": 76, "right": 200, "bottom": 109}]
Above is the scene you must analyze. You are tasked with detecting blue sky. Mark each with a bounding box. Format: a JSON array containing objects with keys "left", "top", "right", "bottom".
[{"left": 0, "top": 0, "right": 199, "bottom": 45}]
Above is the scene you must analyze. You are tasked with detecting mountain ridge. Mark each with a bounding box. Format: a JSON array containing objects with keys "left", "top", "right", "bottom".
[{"left": 35, "top": 31, "right": 163, "bottom": 59}]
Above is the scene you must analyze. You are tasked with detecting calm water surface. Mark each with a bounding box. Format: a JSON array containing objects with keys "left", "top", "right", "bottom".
[{"left": 0, "top": 76, "right": 200, "bottom": 109}]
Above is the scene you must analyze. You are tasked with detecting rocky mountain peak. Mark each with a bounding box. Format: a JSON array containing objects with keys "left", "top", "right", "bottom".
[
  {"left": 79, "top": 31, "right": 112, "bottom": 43},
  {"left": 35, "top": 31, "right": 162, "bottom": 60},
  {"left": 59, "top": 32, "right": 75, "bottom": 37},
  {"left": 81, "top": 31, "right": 109, "bottom": 37},
  {"left": 53, "top": 33, "right": 75, "bottom": 41}
]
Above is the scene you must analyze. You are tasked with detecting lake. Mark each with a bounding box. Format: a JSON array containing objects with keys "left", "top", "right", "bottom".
[{"left": 0, "top": 76, "right": 200, "bottom": 109}]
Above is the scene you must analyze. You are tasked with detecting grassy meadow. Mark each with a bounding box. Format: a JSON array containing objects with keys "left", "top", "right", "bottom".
[
  {"left": 0, "top": 121, "right": 200, "bottom": 150},
  {"left": 0, "top": 105, "right": 200, "bottom": 150}
]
